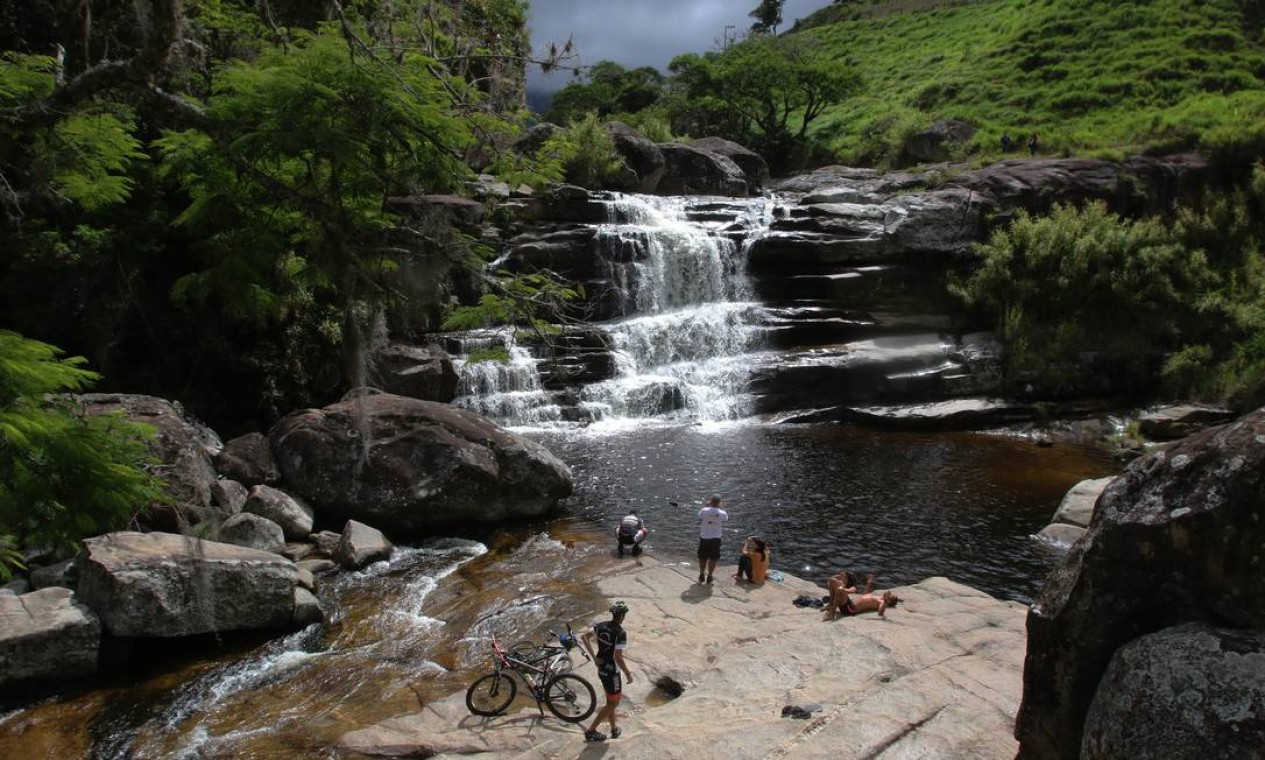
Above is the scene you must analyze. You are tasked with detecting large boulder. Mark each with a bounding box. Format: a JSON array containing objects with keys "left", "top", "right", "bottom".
[
  {"left": 689, "top": 136, "right": 769, "bottom": 192},
  {"left": 268, "top": 393, "right": 573, "bottom": 533},
  {"left": 367, "top": 343, "right": 459, "bottom": 403},
  {"left": 75, "top": 394, "right": 221, "bottom": 530},
  {"left": 606, "top": 121, "right": 665, "bottom": 193},
  {"left": 77, "top": 532, "right": 298, "bottom": 637},
  {"left": 903, "top": 118, "right": 976, "bottom": 163},
  {"left": 1081, "top": 623, "right": 1265, "bottom": 760},
  {"left": 1015, "top": 407, "right": 1265, "bottom": 759},
  {"left": 656, "top": 142, "right": 748, "bottom": 197},
  {"left": 0, "top": 587, "right": 99, "bottom": 694}
]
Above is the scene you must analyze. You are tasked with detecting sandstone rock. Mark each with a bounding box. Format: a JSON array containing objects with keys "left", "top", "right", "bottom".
[
  {"left": 340, "top": 565, "right": 1027, "bottom": 759},
  {"left": 0, "top": 587, "right": 99, "bottom": 694},
  {"left": 218, "top": 512, "right": 286, "bottom": 555},
  {"left": 366, "top": 343, "right": 459, "bottom": 403},
  {"left": 1052, "top": 477, "right": 1113, "bottom": 528},
  {"left": 770, "top": 165, "right": 927, "bottom": 202},
  {"left": 268, "top": 393, "right": 573, "bottom": 533},
  {"left": 75, "top": 393, "right": 221, "bottom": 530},
  {"left": 244, "top": 485, "right": 314, "bottom": 541},
  {"left": 512, "top": 122, "right": 562, "bottom": 157},
  {"left": 689, "top": 136, "right": 769, "bottom": 191},
  {"left": 1137, "top": 404, "right": 1235, "bottom": 440},
  {"left": 293, "top": 587, "right": 323, "bottom": 627},
  {"left": 385, "top": 194, "right": 486, "bottom": 228},
  {"left": 282, "top": 542, "right": 315, "bottom": 562},
  {"left": 77, "top": 532, "right": 297, "bottom": 638},
  {"left": 606, "top": 121, "right": 665, "bottom": 193},
  {"left": 1016, "top": 408, "right": 1265, "bottom": 759},
  {"left": 214, "top": 432, "right": 281, "bottom": 487},
  {"left": 297, "top": 558, "right": 337, "bottom": 576},
  {"left": 295, "top": 565, "right": 317, "bottom": 592},
  {"left": 657, "top": 142, "right": 748, "bottom": 197},
  {"left": 210, "top": 478, "right": 248, "bottom": 516},
  {"left": 335, "top": 520, "right": 393, "bottom": 570},
  {"left": 904, "top": 119, "right": 976, "bottom": 163},
  {"left": 1035, "top": 522, "right": 1086, "bottom": 549},
  {"left": 1, "top": 579, "right": 29, "bottom": 596},
  {"left": 310, "top": 530, "right": 342, "bottom": 557},
  {"left": 1080, "top": 623, "right": 1265, "bottom": 760},
  {"left": 948, "top": 154, "right": 1211, "bottom": 218}
]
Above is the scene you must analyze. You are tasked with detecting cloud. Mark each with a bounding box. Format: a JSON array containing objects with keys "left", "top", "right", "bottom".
[{"left": 527, "top": 0, "right": 829, "bottom": 94}]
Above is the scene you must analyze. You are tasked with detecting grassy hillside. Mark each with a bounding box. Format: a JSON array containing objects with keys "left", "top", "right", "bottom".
[{"left": 791, "top": 0, "right": 1265, "bottom": 165}]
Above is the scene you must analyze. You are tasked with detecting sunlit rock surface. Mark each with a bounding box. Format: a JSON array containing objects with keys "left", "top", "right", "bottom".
[
  {"left": 340, "top": 560, "right": 1027, "bottom": 759},
  {"left": 77, "top": 532, "right": 297, "bottom": 637}
]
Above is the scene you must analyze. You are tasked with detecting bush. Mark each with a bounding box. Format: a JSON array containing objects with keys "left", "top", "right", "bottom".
[
  {"left": 544, "top": 113, "right": 624, "bottom": 189},
  {"left": 952, "top": 202, "right": 1214, "bottom": 394}
]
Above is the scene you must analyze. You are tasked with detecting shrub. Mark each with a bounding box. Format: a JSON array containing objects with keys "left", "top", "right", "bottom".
[{"left": 544, "top": 113, "right": 624, "bottom": 189}]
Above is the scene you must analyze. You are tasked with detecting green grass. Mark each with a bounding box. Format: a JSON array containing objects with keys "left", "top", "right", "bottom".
[{"left": 791, "top": 0, "right": 1265, "bottom": 164}]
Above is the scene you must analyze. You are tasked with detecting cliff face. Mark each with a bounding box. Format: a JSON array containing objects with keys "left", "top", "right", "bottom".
[{"left": 340, "top": 562, "right": 1029, "bottom": 759}]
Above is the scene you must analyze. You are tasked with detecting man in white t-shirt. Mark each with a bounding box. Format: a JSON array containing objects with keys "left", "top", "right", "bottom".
[{"left": 696, "top": 494, "right": 728, "bottom": 584}]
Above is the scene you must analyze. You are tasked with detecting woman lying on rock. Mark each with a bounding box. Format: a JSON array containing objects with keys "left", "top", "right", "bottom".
[{"left": 822, "top": 573, "right": 899, "bottom": 621}]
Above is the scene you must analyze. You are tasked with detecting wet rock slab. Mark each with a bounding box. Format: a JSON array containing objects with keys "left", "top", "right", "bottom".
[{"left": 339, "top": 560, "right": 1026, "bottom": 759}]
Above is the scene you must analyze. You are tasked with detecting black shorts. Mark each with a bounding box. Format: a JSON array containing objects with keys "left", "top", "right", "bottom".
[
  {"left": 697, "top": 537, "right": 722, "bottom": 561},
  {"left": 598, "top": 669, "right": 623, "bottom": 698}
]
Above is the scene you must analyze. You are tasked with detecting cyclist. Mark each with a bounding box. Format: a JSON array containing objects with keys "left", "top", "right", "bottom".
[
  {"left": 582, "top": 601, "right": 634, "bottom": 742},
  {"left": 615, "top": 511, "right": 648, "bottom": 556}
]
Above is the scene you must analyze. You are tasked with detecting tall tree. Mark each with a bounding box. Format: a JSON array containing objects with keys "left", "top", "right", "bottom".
[{"left": 749, "top": 0, "right": 785, "bottom": 35}]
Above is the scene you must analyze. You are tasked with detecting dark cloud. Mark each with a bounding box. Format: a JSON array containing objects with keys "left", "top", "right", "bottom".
[{"left": 527, "top": 0, "right": 830, "bottom": 95}]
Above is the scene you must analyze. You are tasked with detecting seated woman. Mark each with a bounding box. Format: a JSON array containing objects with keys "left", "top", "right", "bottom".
[
  {"left": 822, "top": 588, "right": 900, "bottom": 621},
  {"left": 734, "top": 536, "right": 771, "bottom": 583}
]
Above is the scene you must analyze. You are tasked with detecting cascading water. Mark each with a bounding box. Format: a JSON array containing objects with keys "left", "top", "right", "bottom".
[
  {"left": 451, "top": 193, "right": 778, "bottom": 427},
  {"left": 450, "top": 330, "right": 562, "bottom": 426}
]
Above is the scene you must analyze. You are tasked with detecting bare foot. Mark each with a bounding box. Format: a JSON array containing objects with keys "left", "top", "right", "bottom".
[{"left": 821, "top": 611, "right": 836, "bottom": 621}]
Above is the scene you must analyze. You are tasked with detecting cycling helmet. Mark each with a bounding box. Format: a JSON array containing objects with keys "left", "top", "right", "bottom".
[{"left": 610, "top": 600, "right": 630, "bottom": 616}]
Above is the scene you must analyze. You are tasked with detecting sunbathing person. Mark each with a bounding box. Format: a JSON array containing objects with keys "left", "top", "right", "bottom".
[
  {"left": 822, "top": 589, "right": 900, "bottom": 621},
  {"left": 827, "top": 570, "right": 874, "bottom": 597}
]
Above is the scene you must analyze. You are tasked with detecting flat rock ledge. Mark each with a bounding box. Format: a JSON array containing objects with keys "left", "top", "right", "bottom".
[{"left": 339, "top": 558, "right": 1026, "bottom": 759}]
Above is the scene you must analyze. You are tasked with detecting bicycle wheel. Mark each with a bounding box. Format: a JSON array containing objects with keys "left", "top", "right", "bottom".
[
  {"left": 543, "top": 673, "right": 596, "bottom": 723},
  {"left": 466, "top": 672, "right": 516, "bottom": 716}
]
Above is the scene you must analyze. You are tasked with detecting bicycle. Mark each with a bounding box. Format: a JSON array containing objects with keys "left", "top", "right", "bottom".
[
  {"left": 465, "top": 631, "right": 597, "bottom": 722},
  {"left": 507, "top": 623, "right": 591, "bottom": 676}
]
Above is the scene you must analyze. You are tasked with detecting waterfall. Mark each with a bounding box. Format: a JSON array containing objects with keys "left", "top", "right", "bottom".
[
  {"left": 450, "top": 330, "right": 562, "bottom": 426},
  {"left": 580, "top": 194, "right": 774, "bottom": 423},
  {"left": 451, "top": 193, "right": 777, "bottom": 428}
]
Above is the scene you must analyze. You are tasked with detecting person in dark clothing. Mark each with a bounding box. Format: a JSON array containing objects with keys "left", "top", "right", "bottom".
[
  {"left": 582, "top": 601, "right": 634, "bottom": 742},
  {"left": 1001, "top": 132, "right": 1013, "bottom": 152},
  {"left": 1028, "top": 132, "right": 1040, "bottom": 155}
]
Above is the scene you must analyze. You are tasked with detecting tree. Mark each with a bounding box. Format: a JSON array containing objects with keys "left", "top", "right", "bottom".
[
  {"left": 156, "top": 28, "right": 475, "bottom": 391},
  {"left": 665, "top": 35, "right": 859, "bottom": 166},
  {"left": 749, "top": 0, "right": 785, "bottom": 35},
  {"left": 0, "top": 331, "right": 166, "bottom": 574},
  {"left": 544, "top": 61, "right": 665, "bottom": 124}
]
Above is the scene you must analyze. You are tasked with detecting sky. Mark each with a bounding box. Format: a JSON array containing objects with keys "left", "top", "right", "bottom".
[{"left": 525, "top": 0, "right": 833, "bottom": 99}]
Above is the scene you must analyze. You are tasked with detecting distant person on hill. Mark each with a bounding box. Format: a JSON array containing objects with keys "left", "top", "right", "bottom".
[
  {"left": 823, "top": 589, "right": 900, "bottom": 621},
  {"left": 1001, "top": 132, "right": 1013, "bottom": 152},
  {"left": 615, "top": 510, "right": 647, "bottom": 557},
  {"left": 1029, "top": 132, "right": 1040, "bottom": 155},
  {"left": 697, "top": 494, "right": 729, "bottom": 584}
]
